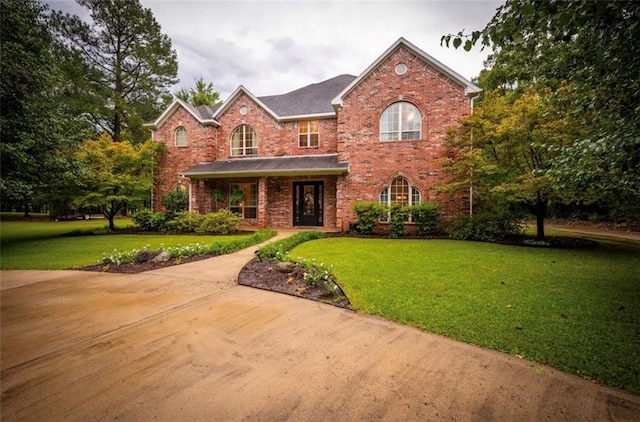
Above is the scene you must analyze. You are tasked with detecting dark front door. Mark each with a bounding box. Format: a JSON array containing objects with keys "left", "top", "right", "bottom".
[{"left": 293, "top": 182, "right": 323, "bottom": 226}]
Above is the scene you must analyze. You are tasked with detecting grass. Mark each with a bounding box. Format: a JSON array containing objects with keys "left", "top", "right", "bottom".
[
  {"left": 291, "top": 237, "right": 640, "bottom": 392},
  {"left": 0, "top": 219, "right": 262, "bottom": 270}
]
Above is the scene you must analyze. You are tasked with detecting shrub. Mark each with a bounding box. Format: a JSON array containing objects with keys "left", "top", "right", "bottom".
[
  {"left": 389, "top": 204, "right": 410, "bottom": 238},
  {"left": 352, "top": 202, "right": 385, "bottom": 234},
  {"left": 161, "top": 186, "right": 188, "bottom": 215},
  {"left": 195, "top": 209, "right": 242, "bottom": 235},
  {"left": 166, "top": 211, "right": 204, "bottom": 233},
  {"left": 446, "top": 210, "right": 523, "bottom": 241},
  {"left": 411, "top": 203, "right": 441, "bottom": 235},
  {"left": 132, "top": 209, "right": 169, "bottom": 232},
  {"left": 257, "top": 231, "right": 326, "bottom": 260}
]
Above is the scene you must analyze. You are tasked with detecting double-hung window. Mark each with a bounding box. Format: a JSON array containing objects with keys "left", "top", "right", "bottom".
[
  {"left": 175, "top": 126, "right": 187, "bottom": 147},
  {"left": 231, "top": 125, "right": 257, "bottom": 156},
  {"left": 298, "top": 120, "right": 319, "bottom": 148}
]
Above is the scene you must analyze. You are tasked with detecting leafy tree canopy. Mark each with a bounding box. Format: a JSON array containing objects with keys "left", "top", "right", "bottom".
[
  {"left": 74, "top": 133, "right": 163, "bottom": 230},
  {"left": 52, "top": 0, "right": 178, "bottom": 143},
  {"left": 0, "top": 0, "right": 89, "bottom": 212},
  {"left": 175, "top": 77, "right": 221, "bottom": 107},
  {"left": 443, "top": 0, "right": 640, "bottom": 217}
]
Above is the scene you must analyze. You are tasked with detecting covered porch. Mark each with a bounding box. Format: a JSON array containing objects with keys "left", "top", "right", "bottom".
[{"left": 181, "top": 154, "right": 349, "bottom": 229}]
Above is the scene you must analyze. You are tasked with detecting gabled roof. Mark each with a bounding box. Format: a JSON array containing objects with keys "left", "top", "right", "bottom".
[
  {"left": 259, "top": 74, "right": 356, "bottom": 120},
  {"left": 144, "top": 97, "right": 221, "bottom": 129},
  {"left": 181, "top": 154, "right": 349, "bottom": 178},
  {"left": 212, "top": 85, "right": 281, "bottom": 121},
  {"left": 332, "top": 37, "right": 482, "bottom": 108}
]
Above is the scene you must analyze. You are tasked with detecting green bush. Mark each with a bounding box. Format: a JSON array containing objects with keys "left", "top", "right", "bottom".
[
  {"left": 194, "top": 209, "right": 242, "bottom": 235},
  {"left": 352, "top": 202, "right": 385, "bottom": 234},
  {"left": 389, "top": 204, "right": 410, "bottom": 238},
  {"left": 166, "top": 211, "right": 204, "bottom": 233},
  {"left": 161, "top": 186, "right": 188, "bottom": 215},
  {"left": 411, "top": 203, "right": 441, "bottom": 235},
  {"left": 132, "top": 210, "right": 169, "bottom": 232},
  {"left": 257, "top": 231, "right": 326, "bottom": 260},
  {"left": 446, "top": 210, "right": 523, "bottom": 241}
]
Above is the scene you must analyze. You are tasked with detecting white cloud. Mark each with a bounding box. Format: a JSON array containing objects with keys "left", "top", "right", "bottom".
[{"left": 46, "top": 0, "right": 503, "bottom": 99}]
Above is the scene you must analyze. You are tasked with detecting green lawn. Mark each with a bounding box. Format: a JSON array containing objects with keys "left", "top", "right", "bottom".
[
  {"left": 291, "top": 237, "right": 640, "bottom": 392},
  {"left": 0, "top": 219, "right": 257, "bottom": 270}
]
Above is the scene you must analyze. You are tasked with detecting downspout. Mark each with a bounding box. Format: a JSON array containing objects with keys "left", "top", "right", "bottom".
[
  {"left": 469, "top": 94, "right": 479, "bottom": 216},
  {"left": 187, "top": 177, "right": 192, "bottom": 213}
]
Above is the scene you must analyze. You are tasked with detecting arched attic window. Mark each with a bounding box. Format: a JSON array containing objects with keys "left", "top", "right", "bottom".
[
  {"left": 230, "top": 124, "right": 258, "bottom": 156},
  {"left": 174, "top": 126, "right": 187, "bottom": 147},
  {"left": 380, "top": 102, "right": 421, "bottom": 141}
]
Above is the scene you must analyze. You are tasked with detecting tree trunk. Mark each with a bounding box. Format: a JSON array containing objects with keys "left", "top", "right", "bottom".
[{"left": 535, "top": 194, "right": 548, "bottom": 241}]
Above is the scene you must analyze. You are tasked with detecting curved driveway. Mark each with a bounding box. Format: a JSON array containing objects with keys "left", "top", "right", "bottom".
[{"left": 1, "top": 232, "right": 639, "bottom": 421}]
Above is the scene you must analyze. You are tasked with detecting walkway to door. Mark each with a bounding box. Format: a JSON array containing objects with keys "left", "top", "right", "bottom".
[{"left": 1, "top": 232, "right": 638, "bottom": 421}]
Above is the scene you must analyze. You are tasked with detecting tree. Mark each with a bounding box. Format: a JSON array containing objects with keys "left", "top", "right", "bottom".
[
  {"left": 0, "top": 0, "right": 89, "bottom": 214},
  {"left": 441, "top": 88, "right": 584, "bottom": 240},
  {"left": 75, "top": 134, "right": 162, "bottom": 230},
  {"left": 175, "top": 77, "right": 221, "bottom": 107},
  {"left": 442, "top": 0, "right": 640, "bottom": 217},
  {"left": 52, "top": 0, "right": 178, "bottom": 143}
]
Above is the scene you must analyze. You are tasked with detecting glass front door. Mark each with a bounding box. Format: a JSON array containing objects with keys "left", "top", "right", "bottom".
[{"left": 293, "top": 182, "right": 323, "bottom": 226}]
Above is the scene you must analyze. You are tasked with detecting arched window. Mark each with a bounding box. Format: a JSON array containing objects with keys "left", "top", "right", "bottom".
[
  {"left": 174, "top": 126, "right": 187, "bottom": 147},
  {"left": 380, "top": 102, "right": 421, "bottom": 141},
  {"left": 231, "top": 124, "right": 258, "bottom": 156},
  {"left": 379, "top": 177, "right": 421, "bottom": 221}
]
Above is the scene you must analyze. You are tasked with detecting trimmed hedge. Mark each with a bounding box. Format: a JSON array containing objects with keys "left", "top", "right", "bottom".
[{"left": 257, "top": 231, "right": 326, "bottom": 260}]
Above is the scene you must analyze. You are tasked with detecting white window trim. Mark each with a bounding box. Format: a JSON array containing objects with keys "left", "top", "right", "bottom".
[
  {"left": 298, "top": 120, "right": 319, "bottom": 148},
  {"left": 174, "top": 126, "right": 187, "bottom": 147},
  {"left": 380, "top": 102, "right": 422, "bottom": 141},
  {"left": 379, "top": 177, "right": 421, "bottom": 222},
  {"left": 230, "top": 125, "right": 258, "bottom": 157}
]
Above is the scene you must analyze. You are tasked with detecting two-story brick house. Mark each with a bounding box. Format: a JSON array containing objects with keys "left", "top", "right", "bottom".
[{"left": 146, "top": 37, "right": 481, "bottom": 231}]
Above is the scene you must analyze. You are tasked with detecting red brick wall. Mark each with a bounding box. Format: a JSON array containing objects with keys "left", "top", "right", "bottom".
[
  {"left": 216, "top": 93, "right": 338, "bottom": 159},
  {"left": 336, "top": 46, "right": 471, "bottom": 230},
  {"left": 152, "top": 107, "right": 217, "bottom": 211}
]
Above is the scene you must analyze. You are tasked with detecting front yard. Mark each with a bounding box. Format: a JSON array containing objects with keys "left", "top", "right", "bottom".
[{"left": 291, "top": 237, "right": 640, "bottom": 392}]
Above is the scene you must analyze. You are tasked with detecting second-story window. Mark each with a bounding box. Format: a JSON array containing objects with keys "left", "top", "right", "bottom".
[
  {"left": 231, "top": 124, "right": 257, "bottom": 156},
  {"left": 298, "top": 120, "right": 319, "bottom": 148},
  {"left": 175, "top": 126, "right": 187, "bottom": 147},
  {"left": 380, "top": 102, "right": 421, "bottom": 141}
]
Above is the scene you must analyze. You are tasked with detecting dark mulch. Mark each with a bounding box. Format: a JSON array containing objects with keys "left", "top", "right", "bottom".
[
  {"left": 238, "top": 258, "right": 352, "bottom": 310},
  {"left": 74, "top": 254, "right": 217, "bottom": 274},
  {"left": 497, "top": 235, "right": 599, "bottom": 249}
]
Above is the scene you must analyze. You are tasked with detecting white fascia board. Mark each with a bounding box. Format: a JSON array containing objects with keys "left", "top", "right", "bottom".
[
  {"left": 278, "top": 112, "right": 336, "bottom": 122},
  {"left": 332, "top": 37, "right": 482, "bottom": 107},
  {"left": 145, "top": 97, "right": 220, "bottom": 129},
  {"left": 213, "top": 85, "right": 281, "bottom": 121}
]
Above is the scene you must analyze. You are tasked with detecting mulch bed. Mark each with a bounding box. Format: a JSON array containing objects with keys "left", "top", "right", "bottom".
[
  {"left": 238, "top": 259, "right": 352, "bottom": 309},
  {"left": 74, "top": 254, "right": 217, "bottom": 274}
]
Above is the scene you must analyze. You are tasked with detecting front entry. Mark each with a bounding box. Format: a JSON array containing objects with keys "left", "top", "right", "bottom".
[{"left": 293, "top": 182, "right": 323, "bottom": 226}]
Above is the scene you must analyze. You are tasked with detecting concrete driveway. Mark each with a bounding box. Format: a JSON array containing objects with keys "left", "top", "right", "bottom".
[{"left": 2, "top": 235, "right": 639, "bottom": 421}]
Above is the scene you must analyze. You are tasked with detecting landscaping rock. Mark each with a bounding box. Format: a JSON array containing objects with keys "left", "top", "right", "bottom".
[
  {"left": 277, "top": 262, "right": 293, "bottom": 272},
  {"left": 151, "top": 251, "right": 171, "bottom": 263}
]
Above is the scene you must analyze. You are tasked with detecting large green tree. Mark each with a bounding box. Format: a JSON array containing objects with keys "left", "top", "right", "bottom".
[
  {"left": 443, "top": 0, "right": 640, "bottom": 216},
  {"left": 175, "top": 77, "right": 221, "bottom": 107},
  {"left": 0, "top": 0, "right": 88, "bottom": 214},
  {"left": 442, "top": 88, "right": 585, "bottom": 240},
  {"left": 74, "top": 134, "right": 162, "bottom": 230},
  {"left": 52, "top": 0, "right": 178, "bottom": 143}
]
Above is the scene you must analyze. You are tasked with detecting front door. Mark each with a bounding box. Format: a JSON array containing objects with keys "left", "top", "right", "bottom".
[{"left": 293, "top": 182, "right": 323, "bottom": 226}]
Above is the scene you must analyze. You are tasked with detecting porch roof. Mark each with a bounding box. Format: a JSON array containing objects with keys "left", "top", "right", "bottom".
[{"left": 181, "top": 154, "right": 349, "bottom": 178}]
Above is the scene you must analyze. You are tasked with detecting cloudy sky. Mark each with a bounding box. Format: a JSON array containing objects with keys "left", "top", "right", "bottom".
[{"left": 45, "top": 0, "right": 502, "bottom": 99}]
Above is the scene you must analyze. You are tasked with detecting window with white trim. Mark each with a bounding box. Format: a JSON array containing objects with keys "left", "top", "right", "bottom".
[
  {"left": 380, "top": 102, "right": 421, "bottom": 141},
  {"left": 379, "top": 177, "right": 421, "bottom": 221},
  {"left": 175, "top": 126, "right": 187, "bottom": 147},
  {"left": 230, "top": 125, "right": 257, "bottom": 156},
  {"left": 298, "top": 120, "right": 319, "bottom": 147},
  {"left": 229, "top": 183, "right": 257, "bottom": 219}
]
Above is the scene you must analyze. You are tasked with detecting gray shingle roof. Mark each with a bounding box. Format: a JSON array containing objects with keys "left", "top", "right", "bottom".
[
  {"left": 182, "top": 154, "right": 349, "bottom": 178},
  {"left": 259, "top": 74, "right": 356, "bottom": 117}
]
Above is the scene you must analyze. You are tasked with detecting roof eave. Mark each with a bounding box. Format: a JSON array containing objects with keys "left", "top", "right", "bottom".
[
  {"left": 278, "top": 112, "right": 336, "bottom": 122},
  {"left": 213, "top": 85, "right": 281, "bottom": 121},
  {"left": 182, "top": 167, "right": 349, "bottom": 179}
]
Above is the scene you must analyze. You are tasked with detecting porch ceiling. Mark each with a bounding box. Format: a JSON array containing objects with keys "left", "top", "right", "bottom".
[{"left": 181, "top": 154, "right": 349, "bottom": 179}]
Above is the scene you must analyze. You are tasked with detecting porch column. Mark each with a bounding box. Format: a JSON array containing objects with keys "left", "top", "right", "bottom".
[{"left": 257, "top": 177, "right": 268, "bottom": 228}]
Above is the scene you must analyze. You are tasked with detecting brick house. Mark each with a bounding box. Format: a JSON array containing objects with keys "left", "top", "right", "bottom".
[{"left": 146, "top": 37, "right": 481, "bottom": 231}]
